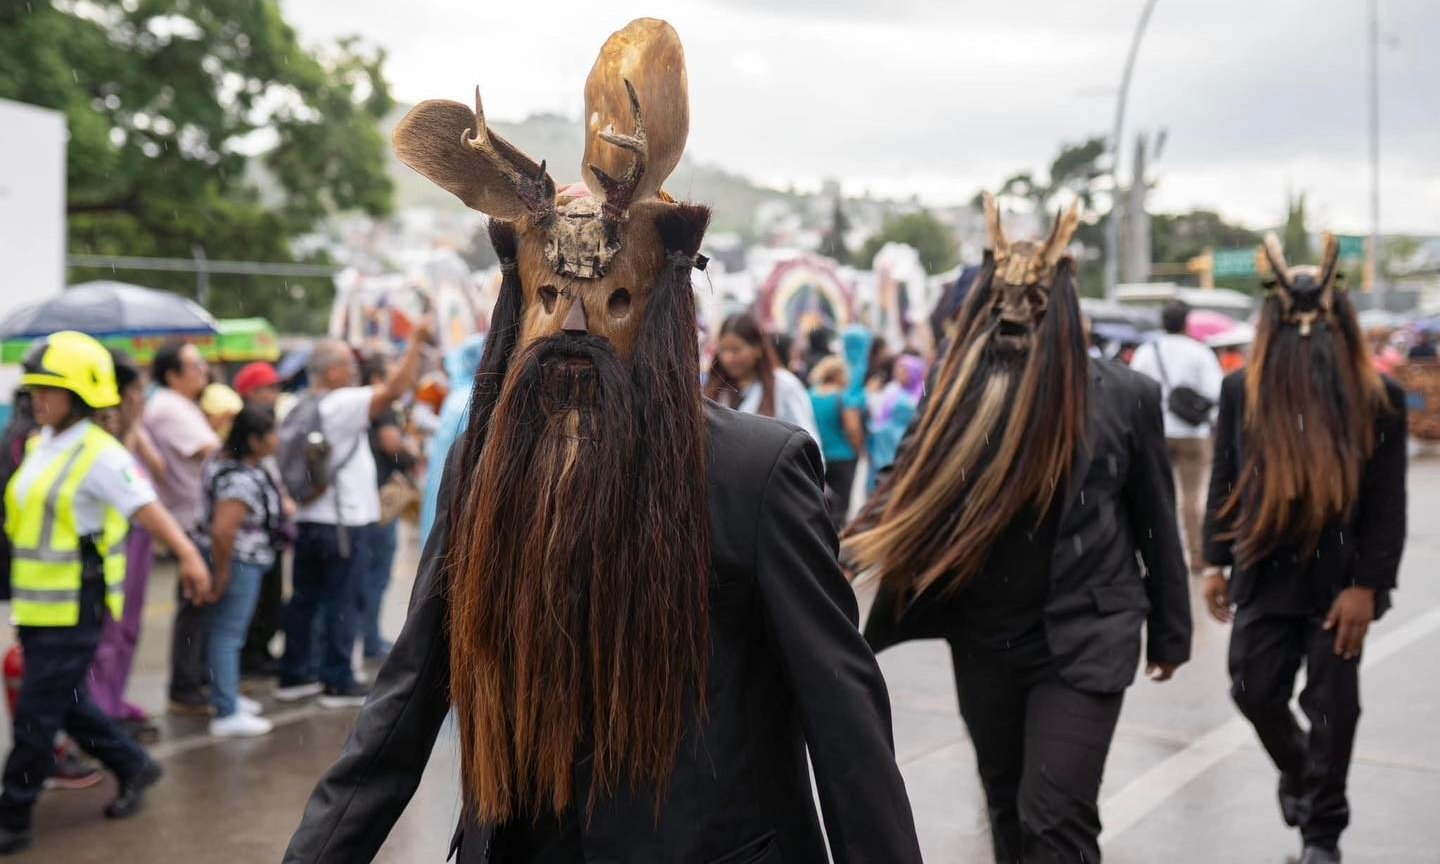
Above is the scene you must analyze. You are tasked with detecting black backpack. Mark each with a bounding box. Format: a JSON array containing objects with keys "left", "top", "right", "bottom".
[
  {"left": 1153, "top": 342, "right": 1216, "bottom": 427},
  {"left": 277, "top": 392, "right": 361, "bottom": 504}
]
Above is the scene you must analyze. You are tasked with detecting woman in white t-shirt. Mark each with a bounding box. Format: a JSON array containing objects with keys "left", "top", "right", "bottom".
[{"left": 703, "top": 312, "right": 820, "bottom": 444}]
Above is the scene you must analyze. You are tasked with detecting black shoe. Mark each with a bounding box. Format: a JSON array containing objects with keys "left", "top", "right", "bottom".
[
  {"left": 0, "top": 826, "right": 31, "bottom": 855},
  {"left": 317, "top": 682, "right": 370, "bottom": 709},
  {"left": 104, "top": 760, "right": 163, "bottom": 819},
  {"left": 1299, "top": 844, "right": 1341, "bottom": 864},
  {"left": 1278, "top": 771, "right": 1304, "bottom": 827}
]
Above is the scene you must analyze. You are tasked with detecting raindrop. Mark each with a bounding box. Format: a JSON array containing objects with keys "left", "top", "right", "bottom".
[{"left": 1297, "top": 413, "right": 1305, "bottom": 432}]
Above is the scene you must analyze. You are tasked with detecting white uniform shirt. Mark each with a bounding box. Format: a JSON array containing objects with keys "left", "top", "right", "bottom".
[
  {"left": 10, "top": 421, "right": 157, "bottom": 535},
  {"left": 1130, "top": 334, "right": 1225, "bottom": 439},
  {"left": 736, "top": 368, "right": 822, "bottom": 448},
  {"left": 294, "top": 386, "right": 380, "bottom": 527}
]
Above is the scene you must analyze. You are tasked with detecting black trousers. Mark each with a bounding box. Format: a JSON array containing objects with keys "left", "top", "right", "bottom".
[
  {"left": 0, "top": 577, "right": 148, "bottom": 830},
  {"left": 950, "top": 637, "right": 1123, "bottom": 864},
  {"left": 240, "top": 556, "right": 285, "bottom": 674},
  {"left": 823, "top": 458, "right": 858, "bottom": 531},
  {"left": 168, "top": 581, "right": 209, "bottom": 703},
  {"left": 1228, "top": 606, "right": 1360, "bottom": 849}
]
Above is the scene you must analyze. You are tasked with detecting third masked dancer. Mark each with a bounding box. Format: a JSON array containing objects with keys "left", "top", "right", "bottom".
[
  {"left": 843, "top": 193, "right": 1193, "bottom": 864},
  {"left": 283, "top": 18, "right": 923, "bottom": 864},
  {"left": 1201, "top": 234, "right": 1407, "bottom": 864}
]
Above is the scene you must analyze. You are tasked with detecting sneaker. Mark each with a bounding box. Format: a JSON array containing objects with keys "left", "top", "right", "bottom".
[
  {"left": 104, "top": 759, "right": 163, "bottom": 819},
  {"left": 236, "top": 695, "right": 264, "bottom": 716},
  {"left": 317, "top": 682, "right": 370, "bottom": 709},
  {"left": 0, "top": 826, "right": 32, "bottom": 855},
  {"left": 273, "top": 681, "right": 323, "bottom": 702},
  {"left": 209, "top": 712, "right": 274, "bottom": 738},
  {"left": 45, "top": 749, "right": 103, "bottom": 790}
]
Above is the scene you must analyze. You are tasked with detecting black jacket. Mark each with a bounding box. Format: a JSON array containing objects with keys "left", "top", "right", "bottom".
[
  {"left": 1202, "top": 371, "right": 1408, "bottom": 616},
  {"left": 864, "top": 357, "right": 1193, "bottom": 694},
  {"left": 283, "top": 403, "right": 923, "bottom": 864}
]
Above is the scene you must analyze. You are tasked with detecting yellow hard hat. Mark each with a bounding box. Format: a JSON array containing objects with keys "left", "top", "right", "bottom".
[{"left": 21, "top": 331, "right": 121, "bottom": 409}]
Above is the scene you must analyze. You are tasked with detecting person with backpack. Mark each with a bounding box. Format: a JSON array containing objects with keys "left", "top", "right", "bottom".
[
  {"left": 195, "top": 406, "right": 285, "bottom": 737},
  {"left": 274, "top": 321, "right": 431, "bottom": 708},
  {"left": 1130, "top": 301, "right": 1225, "bottom": 575},
  {"left": 0, "top": 332, "right": 212, "bottom": 854}
]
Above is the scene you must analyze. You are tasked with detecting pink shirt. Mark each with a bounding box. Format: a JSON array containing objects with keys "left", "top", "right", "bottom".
[{"left": 142, "top": 386, "right": 220, "bottom": 529}]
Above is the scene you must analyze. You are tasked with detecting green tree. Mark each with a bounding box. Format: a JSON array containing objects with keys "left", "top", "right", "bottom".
[
  {"left": 998, "top": 137, "right": 1107, "bottom": 214},
  {"left": 0, "top": 0, "right": 394, "bottom": 332},
  {"left": 1151, "top": 210, "right": 1262, "bottom": 265},
  {"left": 817, "top": 198, "right": 852, "bottom": 265},
  {"left": 1283, "top": 192, "right": 1311, "bottom": 264},
  {"left": 858, "top": 210, "right": 958, "bottom": 275}
]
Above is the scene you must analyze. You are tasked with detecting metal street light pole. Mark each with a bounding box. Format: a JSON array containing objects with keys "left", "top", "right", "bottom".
[{"left": 1104, "top": 0, "right": 1160, "bottom": 301}]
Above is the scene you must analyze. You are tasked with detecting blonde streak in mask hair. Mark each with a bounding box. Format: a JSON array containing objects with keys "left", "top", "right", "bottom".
[
  {"left": 880, "top": 328, "right": 993, "bottom": 523},
  {"left": 849, "top": 367, "right": 1012, "bottom": 581},
  {"left": 908, "top": 371, "right": 1017, "bottom": 594}
]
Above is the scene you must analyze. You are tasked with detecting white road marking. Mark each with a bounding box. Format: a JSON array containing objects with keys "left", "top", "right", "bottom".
[{"left": 1100, "top": 604, "right": 1440, "bottom": 845}]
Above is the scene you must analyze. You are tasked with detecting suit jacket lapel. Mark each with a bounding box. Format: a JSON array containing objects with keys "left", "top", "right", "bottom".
[{"left": 1055, "top": 358, "right": 1104, "bottom": 530}]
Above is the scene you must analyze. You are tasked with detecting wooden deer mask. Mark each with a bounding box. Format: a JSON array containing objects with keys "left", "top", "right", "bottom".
[
  {"left": 1260, "top": 232, "right": 1343, "bottom": 338},
  {"left": 982, "top": 192, "right": 1083, "bottom": 349},
  {"left": 391, "top": 18, "right": 695, "bottom": 359}
]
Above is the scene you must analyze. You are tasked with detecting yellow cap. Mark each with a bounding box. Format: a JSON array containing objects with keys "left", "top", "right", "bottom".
[
  {"left": 21, "top": 331, "right": 121, "bottom": 409},
  {"left": 200, "top": 383, "right": 243, "bottom": 418}
]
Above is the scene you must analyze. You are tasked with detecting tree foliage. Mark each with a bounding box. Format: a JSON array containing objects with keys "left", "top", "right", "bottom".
[
  {"left": 1151, "top": 210, "right": 1262, "bottom": 266},
  {"left": 858, "top": 210, "right": 958, "bottom": 275},
  {"left": 1283, "top": 192, "right": 1311, "bottom": 264},
  {"left": 0, "top": 0, "right": 394, "bottom": 332},
  {"left": 998, "top": 137, "right": 1107, "bottom": 215}
]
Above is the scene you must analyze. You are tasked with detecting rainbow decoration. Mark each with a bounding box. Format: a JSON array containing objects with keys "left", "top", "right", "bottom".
[{"left": 757, "top": 256, "right": 854, "bottom": 337}]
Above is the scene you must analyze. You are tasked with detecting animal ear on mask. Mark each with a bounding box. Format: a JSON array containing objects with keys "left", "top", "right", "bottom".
[
  {"left": 582, "top": 19, "right": 689, "bottom": 211},
  {"left": 983, "top": 192, "right": 1010, "bottom": 261},
  {"left": 393, "top": 93, "right": 556, "bottom": 223},
  {"left": 1317, "top": 232, "right": 1342, "bottom": 291},
  {"left": 1041, "top": 200, "right": 1083, "bottom": 274},
  {"left": 1260, "top": 232, "right": 1292, "bottom": 292}
]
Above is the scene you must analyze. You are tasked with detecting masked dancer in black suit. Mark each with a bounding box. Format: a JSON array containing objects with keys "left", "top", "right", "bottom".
[
  {"left": 1201, "top": 233, "right": 1407, "bottom": 864},
  {"left": 845, "top": 193, "right": 1192, "bottom": 864}
]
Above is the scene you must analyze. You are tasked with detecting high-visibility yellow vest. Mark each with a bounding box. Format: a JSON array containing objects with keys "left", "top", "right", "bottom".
[{"left": 4, "top": 424, "right": 129, "bottom": 626}]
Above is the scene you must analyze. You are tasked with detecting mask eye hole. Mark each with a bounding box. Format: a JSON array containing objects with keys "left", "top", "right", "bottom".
[
  {"left": 607, "top": 288, "right": 632, "bottom": 319},
  {"left": 540, "top": 286, "right": 559, "bottom": 314}
]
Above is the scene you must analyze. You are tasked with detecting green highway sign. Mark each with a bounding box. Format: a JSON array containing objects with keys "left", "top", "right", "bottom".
[
  {"left": 1212, "top": 248, "right": 1257, "bottom": 278},
  {"left": 1337, "top": 234, "right": 1366, "bottom": 260}
]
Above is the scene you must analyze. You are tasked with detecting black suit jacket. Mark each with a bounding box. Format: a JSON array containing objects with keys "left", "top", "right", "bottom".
[
  {"left": 864, "top": 357, "right": 1193, "bottom": 694},
  {"left": 283, "top": 403, "right": 923, "bottom": 864},
  {"left": 1202, "top": 371, "right": 1408, "bottom": 616}
]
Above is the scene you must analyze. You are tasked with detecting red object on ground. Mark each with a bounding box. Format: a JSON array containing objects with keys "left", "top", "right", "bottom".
[{"left": 4, "top": 643, "right": 23, "bottom": 717}]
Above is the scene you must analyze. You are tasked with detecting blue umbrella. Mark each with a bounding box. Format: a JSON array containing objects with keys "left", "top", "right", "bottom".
[{"left": 0, "top": 281, "right": 216, "bottom": 339}]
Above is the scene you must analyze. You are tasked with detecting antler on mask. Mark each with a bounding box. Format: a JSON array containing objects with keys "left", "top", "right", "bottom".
[
  {"left": 1260, "top": 231, "right": 1345, "bottom": 338},
  {"left": 392, "top": 92, "right": 556, "bottom": 224},
  {"left": 1040, "top": 201, "right": 1083, "bottom": 276},
  {"left": 984, "top": 192, "right": 1010, "bottom": 262},
  {"left": 1261, "top": 232, "right": 1292, "bottom": 291},
  {"left": 588, "top": 80, "right": 649, "bottom": 221}
]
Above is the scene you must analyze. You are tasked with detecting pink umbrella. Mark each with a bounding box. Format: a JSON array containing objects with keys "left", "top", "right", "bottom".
[{"left": 1186, "top": 309, "right": 1240, "bottom": 342}]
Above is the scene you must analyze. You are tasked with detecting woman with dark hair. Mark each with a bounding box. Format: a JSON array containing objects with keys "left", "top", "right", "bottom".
[
  {"left": 196, "top": 406, "right": 284, "bottom": 738},
  {"left": 703, "top": 313, "right": 819, "bottom": 443}
]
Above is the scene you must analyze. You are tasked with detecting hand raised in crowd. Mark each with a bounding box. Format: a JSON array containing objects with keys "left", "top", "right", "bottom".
[
  {"left": 1202, "top": 568, "right": 1233, "bottom": 624},
  {"left": 413, "top": 313, "right": 437, "bottom": 347},
  {"left": 1324, "top": 586, "right": 1376, "bottom": 661}
]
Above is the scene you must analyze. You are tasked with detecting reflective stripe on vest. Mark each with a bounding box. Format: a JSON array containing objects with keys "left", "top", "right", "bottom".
[{"left": 4, "top": 424, "right": 130, "bottom": 627}]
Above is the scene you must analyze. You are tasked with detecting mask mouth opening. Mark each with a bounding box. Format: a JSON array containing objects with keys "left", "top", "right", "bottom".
[{"left": 998, "top": 319, "right": 1029, "bottom": 338}]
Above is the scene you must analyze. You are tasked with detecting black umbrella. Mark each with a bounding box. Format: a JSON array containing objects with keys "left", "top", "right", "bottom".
[{"left": 0, "top": 281, "right": 218, "bottom": 339}]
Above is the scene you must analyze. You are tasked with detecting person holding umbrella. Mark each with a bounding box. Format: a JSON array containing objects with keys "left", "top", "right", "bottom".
[{"left": 0, "top": 332, "right": 212, "bottom": 854}]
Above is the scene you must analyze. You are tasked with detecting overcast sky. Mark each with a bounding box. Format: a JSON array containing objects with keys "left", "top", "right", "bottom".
[{"left": 286, "top": 0, "right": 1440, "bottom": 234}]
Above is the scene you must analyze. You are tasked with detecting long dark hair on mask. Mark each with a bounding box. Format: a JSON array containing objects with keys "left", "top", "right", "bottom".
[
  {"left": 843, "top": 253, "right": 1088, "bottom": 603},
  {"left": 1218, "top": 285, "right": 1388, "bottom": 567},
  {"left": 447, "top": 204, "right": 712, "bottom": 824}
]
